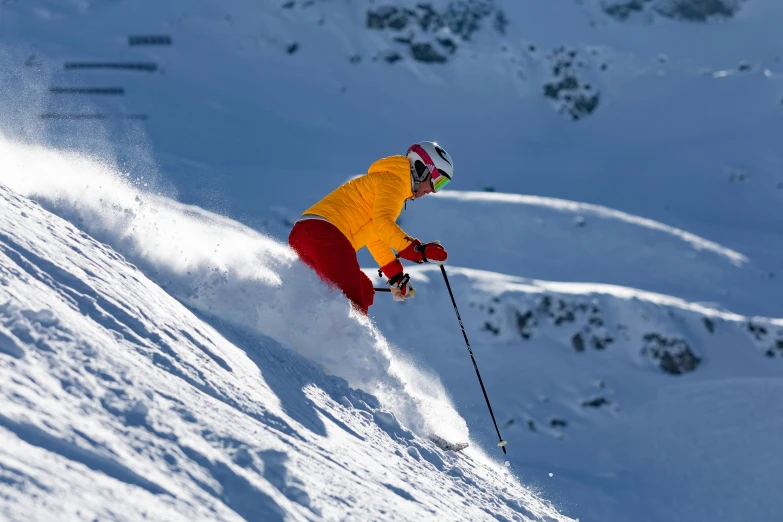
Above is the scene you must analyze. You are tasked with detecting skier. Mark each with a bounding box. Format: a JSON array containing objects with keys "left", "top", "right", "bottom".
[{"left": 288, "top": 141, "right": 454, "bottom": 315}]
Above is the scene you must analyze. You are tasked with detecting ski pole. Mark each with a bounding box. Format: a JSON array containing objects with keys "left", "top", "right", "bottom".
[
  {"left": 374, "top": 287, "right": 392, "bottom": 292},
  {"left": 440, "top": 265, "right": 508, "bottom": 454}
]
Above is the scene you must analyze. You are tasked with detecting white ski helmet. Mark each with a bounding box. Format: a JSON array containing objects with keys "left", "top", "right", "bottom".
[{"left": 407, "top": 141, "right": 454, "bottom": 192}]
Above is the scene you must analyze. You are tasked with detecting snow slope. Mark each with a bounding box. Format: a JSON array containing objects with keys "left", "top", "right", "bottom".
[
  {"left": 4, "top": 126, "right": 783, "bottom": 521},
  {"left": 2, "top": 0, "right": 783, "bottom": 521},
  {"left": 369, "top": 265, "right": 783, "bottom": 522},
  {"left": 0, "top": 178, "right": 571, "bottom": 521}
]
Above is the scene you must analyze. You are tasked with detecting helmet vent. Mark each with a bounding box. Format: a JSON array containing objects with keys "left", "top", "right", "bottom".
[{"left": 413, "top": 160, "right": 430, "bottom": 180}]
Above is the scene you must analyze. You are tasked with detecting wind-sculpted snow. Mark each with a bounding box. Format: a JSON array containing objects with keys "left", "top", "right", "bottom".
[{"left": 0, "top": 181, "right": 573, "bottom": 521}]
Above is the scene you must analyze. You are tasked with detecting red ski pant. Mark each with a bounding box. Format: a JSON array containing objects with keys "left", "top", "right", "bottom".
[{"left": 288, "top": 219, "right": 375, "bottom": 315}]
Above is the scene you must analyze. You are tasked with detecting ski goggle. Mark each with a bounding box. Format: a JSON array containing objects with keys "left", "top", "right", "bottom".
[{"left": 431, "top": 172, "right": 451, "bottom": 192}]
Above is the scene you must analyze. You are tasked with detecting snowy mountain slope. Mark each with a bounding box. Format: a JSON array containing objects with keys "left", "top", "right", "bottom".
[
  {"left": 368, "top": 265, "right": 783, "bottom": 522},
  {"left": 3, "top": 129, "right": 783, "bottom": 521},
  {"left": 2, "top": 0, "right": 783, "bottom": 521},
  {"left": 0, "top": 181, "right": 573, "bottom": 522}
]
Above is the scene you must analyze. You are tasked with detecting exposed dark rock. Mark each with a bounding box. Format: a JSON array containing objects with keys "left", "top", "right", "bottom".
[
  {"left": 286, "top": 43, "right": 299, "bottom": 54},
  {"left": 582, "top": 397, "right": 611, "bottom": 408},
  {"left": 527, "top": 420, "right": 537, "bottom": 432},
  {"left": 603, "top": 0, "right": 651, "bottom": 21},
  {"left": 641, "top": 333, "right": 701, "bottom": 375},
  {"left": 482, "top": 322, "right": 500, "bottom": 336},
  {"left": 536, "top": 295, "right": 553, "bottom": 315},
  {"left": 572, "top": 333, "right": 585, "bottom": 353},
  {"left": 768, "top": 339, "right": 783, "bottom": 358},
  {"left": 591, "top": 333, "right": 614, "bottom": 350},
  {"left": 365, "top": 2, "right": 507, "bottom": 64},
  {"left": 654, "top": 0, "right": 744, "bottom": 21},
  {"left": 494, "top": 10, "right": 510, "bottom": 34},
  {"left": 747, "top": 321, "right": 768, "bottom": 341},
  {"left": 503, "top": 295, "right": 612, "bottom": 352},
  {"left": 367, "top": 6, "right": 413, "bottom": 31},
  {"left": 553, "top": 308, "right": 576, "bottom": 326},
  {"left": 515, "top": 309, "right": 536, "bottom": 339},
  {"left": 729, "top": 170, "right": 749, "bottom": 183},
  {"left": 604, "top": 0, "right": 744, "bottom": 22},
  {"left": 380, "top": 51, "right": 403, "bottom": 64},
  {"left": 437, "top": 37, "right": 458, "bottom": 54},
  {"left": 703, "top": 317, "right": 715, "bottom": 334},
  {"left": 411, "top": 42, "right": 447, "bottom": 63},
  {"left": 543, "top": 47, "right": 601, "bottom": 121},
  {"left": 550, "top": 418, "right": 568, "bottom": 428}
]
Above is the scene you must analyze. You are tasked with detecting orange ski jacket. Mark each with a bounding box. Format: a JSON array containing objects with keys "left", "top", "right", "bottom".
[{"left": 302, "top": 155, "right": 418, "bottom": 267}]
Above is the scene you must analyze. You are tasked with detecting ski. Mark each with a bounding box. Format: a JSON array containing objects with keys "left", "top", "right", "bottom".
[{"left": 429, "top": 435, "right": 469, "bottom": 452}]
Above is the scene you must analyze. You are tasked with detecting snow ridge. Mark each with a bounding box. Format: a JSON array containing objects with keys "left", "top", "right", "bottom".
[{"left": 436, "top": 191, "right": 748, "bottom": 266}]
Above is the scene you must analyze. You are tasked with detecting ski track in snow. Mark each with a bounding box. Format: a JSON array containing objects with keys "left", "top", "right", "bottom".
[
  {"left": 436, "top": 191, "right": 748, "bottom": 267},
  {"left": 0, "top": 181, "right": 573, "bottom": 521}
]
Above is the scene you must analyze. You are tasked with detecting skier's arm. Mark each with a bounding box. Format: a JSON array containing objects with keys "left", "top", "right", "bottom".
[
  {"left": 372, "top": 177, "right": 417, "bottom": 254},
  {"left": 366, "top": 233, "right": 397, "bottom": 268},
  {"left": 367, "top": 233, "right": 414, "bottom": 300}
]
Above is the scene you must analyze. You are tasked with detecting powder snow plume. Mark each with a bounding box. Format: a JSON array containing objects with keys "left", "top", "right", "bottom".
[{"left": 0, "top": 132, "right": 469, "bottom": 444}]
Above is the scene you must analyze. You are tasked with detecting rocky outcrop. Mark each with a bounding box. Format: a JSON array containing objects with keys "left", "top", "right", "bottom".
[
  {"left": 473, "top": 289, "right": 780, "bottom": 375},
  {"left": 602, "top": 0, "right": 745, "bottom": 22},
  {"left": 365, "top": 1, "right": 508, "bottom": 64},
  {"left": 641, "top": 333, "right": 702, "bottom": 375},
  {"left": 542, "top": 47, "right": 601, "bottom": 121}
]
